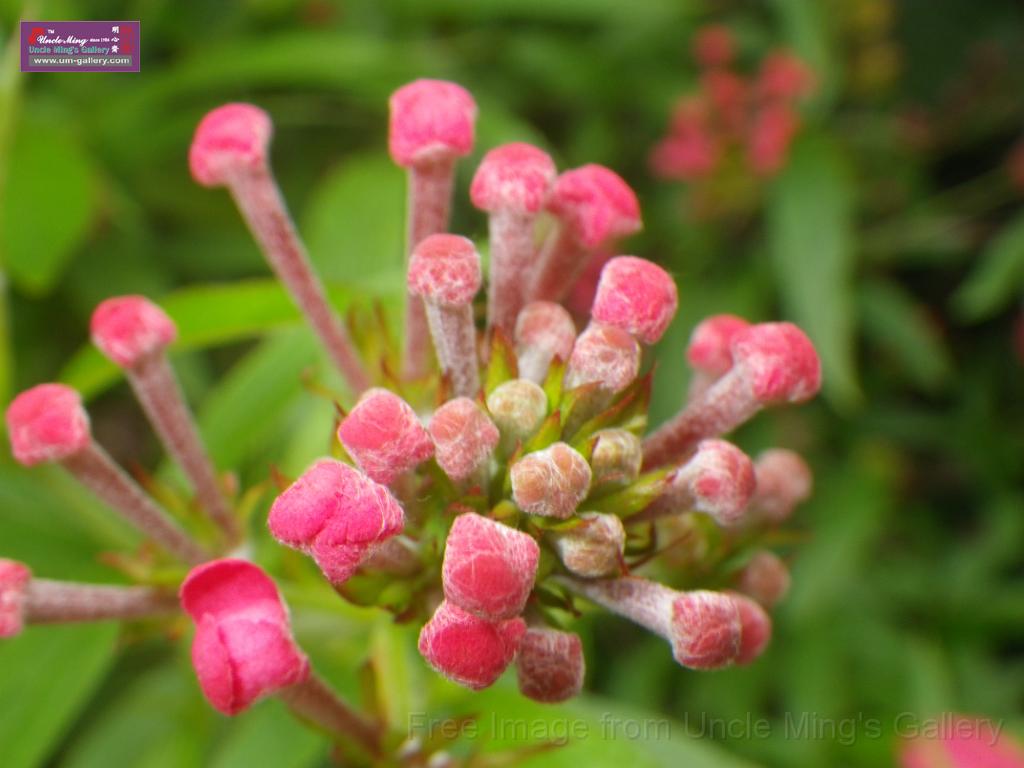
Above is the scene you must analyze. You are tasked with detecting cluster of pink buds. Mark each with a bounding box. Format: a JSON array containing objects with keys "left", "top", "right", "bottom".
[
  {"left": 650, "top": 25, "right": 816, "bottom": 190},
  {"left": 2, "top": 75, "right": 821, "bottom": 759}
]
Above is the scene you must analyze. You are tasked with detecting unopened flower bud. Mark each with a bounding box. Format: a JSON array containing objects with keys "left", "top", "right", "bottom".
[
  {"left": 515, "top": 301, "right": 577, "bottom": 383},
  {"left": 429, "top": 397, "right": 499, "bottom": 484},
  {"left": 90, "top": 295, "right": 177, "bottom": 367},
  {"left": 486, "top": 379, "right": 548, "bottom": 449},
  {"left": 756, "top": 50, "right": 815, "bottom": 101},
  {"left": 749, "top": 449, "right": 812, "bottom": 524},
  {"left": 338, "top": 389, "right": 434, "bottom": 485},
  {"left": 0, "top": 559, "right": 31, "bottom": 638},
  {"left": 590, "top": 256, "right": 678, "bottom": 345},
  {"left": 442, "top": 513, "right": 539, "bottom": 620},
  {"left": 565, "top": 324, "right": 641, "bottom": 394},
  {"left": 737, "top": 551, "right": 790, "bottom": 608},
  {"left": 516, "top": 628, "right": 585, "bottom": 703},
  {"left": 729, "top": 592, "right": 772, "bottom": 665},
  {"left": 388, "top": 80, "right": 477, "bottom": 168},
  {"left": 418, "top": 600, "right": 525, "bottom": 690},
  {"left": 590, "top": 429, "right": 642, "bottom": 486},
  {"left": 686, "top": 314, "right": 750, "bottom": 398},
  {"left": 189, "top": 103, "right": 272, "bottom": 187},
  {"left": 552, "top": 512, "right": 625, "bottom": 578},
  {"left": 511, "top": 442, "right": 592, "bottom": 519}
]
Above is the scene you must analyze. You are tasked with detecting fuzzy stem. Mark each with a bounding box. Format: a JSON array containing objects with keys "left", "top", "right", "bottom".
[
  {"left": 516, "top": 345, "right": 553, "bottom": 385},
  {"left": 557, "top": 575, "right": 673, "bottom": 639},
  {"left": 128, "top": 354, "right": 240, "bottom": 544},
  {"left": 487, "top": 209, "right": 536, "bottom": 336},
  {"left": 227, "top": 168, "right": 371, "bottom": 394},
  {"left": 423, "top": 302, "right": 479, "bottom": 398},
  {"left": 61, "top": 443, "right": 209, "bottom": 564},
  {"left": 278, "top": 671, "right": 381, "bottom": 757},
  {"left": 24, "top": 579, "right": 178, "bottom": 624},
  {"left": 404, "top": 159, "right": 456, "bottom": 378},
  {"left": 529, "top": 227, "right": 586, "bottom": 304}
]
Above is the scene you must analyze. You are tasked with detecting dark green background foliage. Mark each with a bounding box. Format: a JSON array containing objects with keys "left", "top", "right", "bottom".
[{"left": 1, "top": 1, "right": 1022, "bottom": 766}]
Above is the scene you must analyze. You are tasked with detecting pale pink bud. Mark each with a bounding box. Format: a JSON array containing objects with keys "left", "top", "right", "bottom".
[
  {"left": 515, "top": 301, "right": 577, "bottom": 383},
  {"left": 337, "top": 389, "right": 434, "bottom": 485},
  {"left": 900, "top": 714, "right": 1024, "bottom": 768},
  {"left": 90, "top": 295, "right": 177, "bottom": 368},
  {"left": 442, "top": 512, "right": 539, "bottom": 620},
  {"left": 429, "top": 398, "right": 499, "bottom": 483},
  {"left": 547, "top": 165, "right": 642, "bottom": 249},
  {"left": 590, "top": 256, "right": 678, "bottom": 345},
  {"left": 565, "top": 324, "right": 641, "bottom": 394},
  {"left": 417, "top": 600, "right": 525, "bottom": 690},
  {"left": 516, "top": 628, "right": 585, "bottom": 703},
  {"left": 268, "top": 459, "right": 404, "bottom": 586},
  {"left": 471, "top": 142, "right": 556, "bottom": 215},
  {"left": 189, "top": 103, "right": 272, "bottom": 187},
  {"left": 0, "top": 559, "right": 31, "bottom": 638},
  {"left": 485, "top": 380, "right": 548, "bottom": 446},
  {"left": 552, "top": 512, "right": 625, "bottom": 578},
  {"left": 748, "top": 103, "right": 800, "bottom": 176},
  {"left": 693, "top": 25, "right": 735, "bottom": 68},
  {"left": 737, "top": 551, "right": 791, "bottom": 608},
  {"left": 6, "top": 383, "right": 90, "bottom": 466},
  {"left": 749, "top": 449, "right": 813, "bottom": 524},
  {"left": 408, "top": 234, "right": 481, "bottom": 306},
  {"left": 686, "top": 314, "right": 751, "bottom": 379},
  {"left": 181, "top": 559, "right": 309, "bottom": 715},
  {"left": 651, "top": 439, "right": 756, "bottom": 526},
  {"left": 388, "top": 80, "right": 477, "bottom": 168},
  {"left": 511, "top": 442, "right": 592, "bottom": 519},
  {"left": 756, "top": 50, "right": 815, "bottom": 101},
  {"left": 729, "top": 592, "right": 772, "bottom": 665},
  {"left": 590, "top": 429, "right": 643, "bottom": 486},
  {"left": 649, "top": 123, "right": 719, "bottom": 181}
]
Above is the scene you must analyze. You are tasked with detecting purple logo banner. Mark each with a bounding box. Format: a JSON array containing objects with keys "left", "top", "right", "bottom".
[{"left": 21, "top": 21, "right": 140, "bottom": 73}]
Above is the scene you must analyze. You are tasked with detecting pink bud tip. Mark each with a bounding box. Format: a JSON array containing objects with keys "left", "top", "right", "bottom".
[
  {"left": 686, "top": 314, "right": 751, "bottom": 377},
  {"left": 547, "top": 165, "right": 642, "bottom": 248},
  {"left": 751, "top": 449, "right": 813, "bottom": 523},
  {"left": 90, "top": 295, "right": 178, "bottom": 368},
  {"left": 565, "top": 324, "right": 641, "bottom": 394},
  {"left": 678, "top": 439, "right": 756, "bottom": 526},
  {"left": 442, "top": 513, "right": 539, "bottom": 620},
  {"left": 189, "top": 103, "right": 272, "bottom": 187},
  {"left": 6, "top": 384, "right": 91, "bottom": 466},
  {"left": 899, "top": 714, "right": 1024, "bottom": 768},
  {"left": 553, "top": 512, "right": 625, "bottom": 578},
  {"left": 268, "top": 459, "right": 404, "bottom": 586},
  {"left": 516, "top": 628, "right": 585, "bottom": 703},
  {"left": 591, "top": 256, "right": 678, "bottom": 344},
  {"left": 731, "top": 322, "right": 821, "bottom": 403},
  {"left": 418, "top": 600, "right": 525, "bottom": 690},
  {"left": 669, "top": 590, "right": 742, "bottom": 669},
  {"left": 0, "top": 559, "right": 31, "bottom": 639},
  {"left": 757, "top": 50, "right": 815, "bottom": 101},
  {"left": 738, "top": 551, "right": 791, "bottom": 608},
  {"left": 729, "top": 592, "right": 772, "bottom": 665},
  {"left": 515, "top": 301, "right": 577, "bottom": 361},
  {"left": 428, "top": 398, "right": 499, "bottom": 483},
  {"left": 470, "top": 142, "right": 557, "bottom": 214},
  {"left": 511, "top": 442, "right": 592, "bottom": 519},
  {"left": 693, "top": 25, "right": 735, "bottom": 68},
  {"left": 180, "top": 559, "right": 309, "bottom": 715},
  {"left": 338, "top": 389, "right": 434, "bottom": 485},
  {"left": 388, "top": 79, "right": 477, "bottom": 168},
  {"left": 407, "top": 234, "right": 482, "bottom": 306}
]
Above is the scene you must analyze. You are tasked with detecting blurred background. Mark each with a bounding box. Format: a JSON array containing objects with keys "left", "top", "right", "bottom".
[{"left": 1, "top": 1, "right": 1023, "bottom": 767}]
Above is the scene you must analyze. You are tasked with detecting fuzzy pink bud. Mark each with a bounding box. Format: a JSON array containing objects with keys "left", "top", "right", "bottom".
[
  {"left": 485, "top": 380, "right": 548, "bottom": 446},
  {"left": 899, "top": 714, "right": 1024, "bottom": 768},
  {"left": 737, "top": 551, "right": 791, "bottom": 608},
  {"left": 693, "top": 25, "right": 735, "bottom": 68},
  {"left": 181, "top": 559, "right": 309, "bottom": 715},
  {"left": 189, "top": 103, "right": 272, "bottom": 187},
  {"left": 389, "top": 80, "right": 477, "bottom": 168},
  {"left": 687, "top": 314, "right": 751, "bottom": 378},
  {"left": 565, "top": 324, "right": 641, "bottom": 394},
  {"left": 471, "top": 142, "right": 556, "bottom": 214},
  {"left": 750, "top": 449, "right": 813, "bottom": 524},
  {"left": 418, "top": 600, "right": 525, "bottom": 690},
  {"left": 590, "top": 429, "right": 643, "bottom": 486},
  {"left": 429, "top": 398, "right": 499, "bottom": 483},
  {"left": 0, "top": 559, "right": 31, "bottom": 638},
  {"left": 338, "top": 389, "right": 434, "bottom": 485},
  {"left": 515, "top": 301, "right": 577, "bottom": 383},
  {"left": 442, "top": 512, "right": 539, "bottom": 620},
  {"left": 591, "top": 256, "right": 678, "bottom": 344},
  {"left": 552, "top": 512, "right": 625, "bottom": 578},
  {"left": 408, "top": 234, "right": 482, "bottom": 307},
  {"left": 729, "top": 592, "right": 772, "bottom": 665},
  {"left": 547, "top": 165, "right": 642, "bottom": 248},
  {"left": 646, "top": 439, "right": 756, "bottom": 526},
  {"left": 6, "top": 383, "right": 91, "bottom": 466},
  {"left": 268, "top": 459, "right": 404, "bottom": 586},
  {"left": 511, "top": 442, "right": 592, "bottom": 519},
  {"left": 90, "top": 295, "right": 177, "bottom": 368},
  {"left": 516, "top": 628, "right": 585, "bottom": 703}
]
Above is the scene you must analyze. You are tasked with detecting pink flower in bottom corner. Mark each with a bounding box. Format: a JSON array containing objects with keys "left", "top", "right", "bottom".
[
  {"left": 900, "top": 715, "right": 1024, "bottom": 768},
  {"left": 180, "top": 559, "right": 309, "bottom": 715},
  {"left": 0, "top": 559, "right": 31, "bottom": 638}
]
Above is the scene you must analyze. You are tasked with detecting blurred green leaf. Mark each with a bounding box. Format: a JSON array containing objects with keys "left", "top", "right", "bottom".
[
  {"left": 210, "top": 699, "right": 326, "bottom": 768},
  {"left": 952, "top": 212, "right": 1024, "bottom": 321},
  {"left": 770, "top": 0, "right": 838, "bottom": 108}
]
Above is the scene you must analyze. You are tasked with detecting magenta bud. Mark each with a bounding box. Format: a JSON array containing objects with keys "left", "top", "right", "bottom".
[
  {"left": 729, "top": 592, "right": 772, "bottom": 665},
  {"left": 737, "top": 551, "right": 791, "bottom": 608},
  {"left": 590, "top": 429, "right": 642, "bottom": 486},
  {"left": 338, "top": 389, "right": 434, "bottom": 485},
  {"left": 417, "top": 600, "right": 526, "bottom": 690},
  {"left": 516, "top": 628, "right": 585, "bottom": 703},
  {"left": 442, "top": 513, "right": 539, "bottom": 620},
  {"left": 552, "top": 512, "right": 625, "bottom": 578},
  {"left": 189, "top": 103, "right": 272, "bottom": 187},
  {"left": 565, "top": 324, "right": 641, "bottom": 394},
  {"left": 653, "top": 439, "right": 756, "bottom": 526},
  {"left": 90, "top": 295, "right": 177, "bottom": 368},
  {"left": 731, "top": 322, "right": 821, "bottom": 404},
  {"left": 547, "top": 165, "right": 642, "bottom": 249},
  {"left": 511, "top": 442, "right": 592, "bottom": 519},
  {"left": 749, "top": 449, "right": 813, "bottom": 524},
  {"left": 471, "top": 142, "right": 557, "bottom": 215},
  {"left": 591, "top": 256, "right": 678, "bottom": 345},
  {"left": 6, "top": 384, "right": 91, "bottom": 466},
  {"left": 0, "top": 559, "right": 31, "bottom": 638},
  {"left": 515, "top": 301, "right": 577, "bottom": 383},
  {"left": 407, "top": 234, "right": 482, "bottom": 307},
  {"left": 389, "top": 80, "right": 477, "bottom": 168},
  {"left": 268, "top": 459, "right": 404, "bottom": 586},
  {"left": 486, "top": 379, "right": 548, "bottom": 446},
  {"left": 429, "top": 398, "right": 500, "bottom": 483},
  {"left": 181, "top": 559, "right": 309, "bottom": 716},
  {"left": 686, "top": 314, "right": 751, "bottom": 379}
]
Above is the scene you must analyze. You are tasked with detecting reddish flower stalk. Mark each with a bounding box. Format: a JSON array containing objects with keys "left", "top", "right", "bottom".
[
  {"left": 91, "top": 296, "right": 240, "bottom": 543},
  {"left": 514, "top": 301, "right": 577, "bottom": 384},
  {"left": 389, "top": 80, "right": 478, "bottom": 378},
  {"left": 516, "top": 627, "right": 585, "bottom": 703},
  {"left": 6, "top": 384, "right": 208, "bottom": 564},
  {"left": 190, "top": 104, "right": 370, "bottom": 393},
  {"left": 278, "top": 674, "right": 382, "bottom": 758}
]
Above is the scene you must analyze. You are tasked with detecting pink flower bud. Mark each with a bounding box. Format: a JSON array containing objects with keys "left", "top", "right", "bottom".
[
  {"left": 516, "top": 628, "right": 585, "bottom": 703},
  {"left": 552, "top": 512, "right": 625, "bottom": 578},
  {"left": 442, "top": 512, "right": 539, "bottom": 620},
  {"left": 337, "top": 389, "right": 434, "bottom": 485},
  {"left": 749, "top": 449, "right": 813, "bottom": 524},
  {"left": 388, "top": 80, "right": 477, "bottom": 168},
  {"left": 649, "top": 121, "right": 719, "bottom": 181},
  {"left": 565, "top": 324, "right": 641, "bottom": 394},
  {"left": 748, "top": 103, "right": 800, "bottom": 176},
  {"left": 485, "top": 380, "right": 548, "bottom": 445},
  {"left": 756, "top": 50, "right": 815, "bottom": 101},
  {"left": 590, "top": 429, "right": 642, "bottom": 486},
  {"left": 180, "top": 559, "right": 309, "bottom": 715},
  {"left": 732, "top": 322, "right": 821, "bottom": 405},
  {"left": 6, "top": 383, "right": 91, "bottom": 466},
  {"left": 470, "top": 142, "right": 557, "bottom": 215},
  {"left": 729, "top": 592, "right": 772, "bottom": 665},
  {"left": 547, "top": 165, "right": 642, "bottom": 248},
  {"left": 407, "top": 234, "right": 482, "bottom": 307},
  {"left": 900, "top": 714, "right": 1024, "bottom": 768},
  {"left": 189, "top": 103, "right": 272, "bottom": 187},
  {"left": 417, "top": 600, "right": 525, "bottom": 690},
  {"left": 0, "top": 559, "right": 31, "bottom": 638},
  {"left": 515, "top": 301, "right": 577, "bottom": 383},
  {"left": 702, "top": 70, "right": 749, "bottom": 136},
  {"left": 90, "top": 295, "right": 178, "bottom": 368},
  {"left": 654, "top": 439, "right": 756, "bottom": 526},
  {"left": 590, "top": 256, "right": 678, "bottom": 344},
  {"left": 268, "top": 459, "right": 404, "bottom": 586},
  {"left": 693, "top": 25, "right": 735, "bottom": 68},
  {"left": 511, "top": 442, "right": 592, "bottom": 519},
  {"left": 737, "top": 551, "right": 791, "bottom": 608},
  {"left": 429, "top": 398, "right": 499, "bottom": 483},
  {"left": 686, "top": 314, "right": 751, "bottom": 378}
]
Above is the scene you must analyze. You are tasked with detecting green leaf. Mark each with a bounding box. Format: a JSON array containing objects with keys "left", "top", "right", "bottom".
[
  {"left": 767, "top": 133, "right": 860, "bottom": 408},
  {"left": 0, "top": 624, "right": 118, "bottom": 768},
  {"left": 210, "top": 699, "right": 326, "bottom": 768},
  {"left": 770, "top": 0, "right": 839, "bottom": 109},
  {"left": 952, "top": 212, "right": 1024, "bottom": 321}
]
